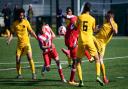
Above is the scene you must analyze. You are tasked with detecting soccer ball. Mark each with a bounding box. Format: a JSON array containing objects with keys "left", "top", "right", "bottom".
[{"left": 58, "top": 26, "right": 66, "bottom": 35}]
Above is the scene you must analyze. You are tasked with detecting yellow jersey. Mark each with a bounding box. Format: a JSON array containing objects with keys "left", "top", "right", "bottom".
[
  {"left": 11, "top": 19, "right": 32, "bottom": 47},
  {"left": 95, "top": 20, "right": 118, "bottom": 44},
  {"left": 77, "top": 13, "right": 95, "bottom": 44}
]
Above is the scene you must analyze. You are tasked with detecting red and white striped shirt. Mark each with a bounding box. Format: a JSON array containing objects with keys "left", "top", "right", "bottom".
[{"left": 38, "top": 25, "right": 53, "bottom": 52}]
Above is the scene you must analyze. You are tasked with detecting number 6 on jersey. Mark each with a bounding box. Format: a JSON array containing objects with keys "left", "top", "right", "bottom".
[{"left": 83, "top": 21, "right": 88, "bottom": 31}]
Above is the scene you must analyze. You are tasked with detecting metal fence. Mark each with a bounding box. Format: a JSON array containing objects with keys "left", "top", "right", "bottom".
[{"left": 0, "top": 0, "right": 128, "bottom": 35}]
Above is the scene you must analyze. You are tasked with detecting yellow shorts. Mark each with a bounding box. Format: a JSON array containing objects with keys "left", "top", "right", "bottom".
[
  {"left": 93, "top": 36, "right": 107, "bottom": 56},
  {"left": 77, "top": 38, "right": 97, "bottom": 58},
  {"left": 16, "top": 44, "right": 32, "bottom": 57}
]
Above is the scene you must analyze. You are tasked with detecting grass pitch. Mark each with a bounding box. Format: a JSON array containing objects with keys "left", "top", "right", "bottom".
[{"left": 0, "top": 37, "right": 128, "bottom": 89}]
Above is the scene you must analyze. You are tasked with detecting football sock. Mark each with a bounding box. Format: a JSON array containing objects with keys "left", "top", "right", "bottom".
[
  {"left": 70, "top": 68, "right": 76, "bottom": 82},
  {"left": 29, "top": 59, "right": 35, "bottom": 74},
  {"left": 16, "top": 62, "right": 21, "bottom": 75},
  {"left": 58, "top": 68, "right": 65, "bottom": 79},
  {"left": 101, "top": 63, "right": 106, "bottom": 78},
  {"left": 56, "top": 60, "right": 64, "bottom": 79},
  {"left": 77, "top": 62, "right": 83, "bottom": 81},
  {"left": 96, "top": 62, "right": 101, "bottom": 77}
]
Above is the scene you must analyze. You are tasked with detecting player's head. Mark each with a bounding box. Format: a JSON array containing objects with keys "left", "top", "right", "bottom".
[
  {"left": 107, "top": 10, "right": 114, "bottom": 18},
  {"left": 39, "top": 25, "right": 46, "bottom": 34},
  {"left": 17, "top": 8, "right": 25, "bottom": 21},
  {"left": 105, "top": 10, "right": 114, "bottom": 21},
  {"left": 42, "top": 19, "right": 48, "bottom": 26},
  {"left": 82, "top": 2, "right": 91, "bottom": 14},
  {"left": 38, "top": 20, "right": 48, "bottom": 34},
  {"left": 66, "top": 7, "right": 72, "bottom": 15}
]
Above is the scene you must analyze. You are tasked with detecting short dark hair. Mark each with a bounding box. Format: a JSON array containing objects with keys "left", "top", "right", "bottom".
[
  {"left": 107, "top": 10, "right": 114, "bottom": 15},
  {"left": 82, "top": 2, "right": 91, "bottom": 14},
  {"left": 105, "top": 10, "right": 115, "bottom": 20},
  {"left": 17, "top": 8, "right": 25, "bottom": 16},
  {"left": 66, "top": 7, "right": 72, "bottom": 13}
]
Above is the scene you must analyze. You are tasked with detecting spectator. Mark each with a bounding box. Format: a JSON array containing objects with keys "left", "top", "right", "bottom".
[
  {"left": 56, "top": 8, "right": 64, "bottom": 35},
  {"left": 27, "top": 4, "right": 34, "bottom": 25},
  {"left": 13, "top": 4, "right": 19, "bottom": 21},
  {"left": 1, "top": 4, "right": 11, "bottom": 37}
]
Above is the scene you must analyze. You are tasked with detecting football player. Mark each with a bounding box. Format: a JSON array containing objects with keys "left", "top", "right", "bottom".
[{"left": 37, "top": 22, "right": 67, "bottom": 83}]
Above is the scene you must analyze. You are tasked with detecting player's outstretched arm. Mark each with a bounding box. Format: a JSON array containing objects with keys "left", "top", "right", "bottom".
[{"left": 29, "top": 30, "right": 38, "bottom": 40}]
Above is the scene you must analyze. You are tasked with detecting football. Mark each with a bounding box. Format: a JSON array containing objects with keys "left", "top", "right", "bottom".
[{"left": 58, "top": 26, "right": 66, "bottom": 36}]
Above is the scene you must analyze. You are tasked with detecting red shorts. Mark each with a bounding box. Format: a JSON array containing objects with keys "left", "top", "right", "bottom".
[
  {"left": 69, "top": 46, "right": 77, "bottom": 59},
  {"left": 43, "top": 47, "right": 58, "bottom": 67},
  {"left": 65, "top": 29, "right": 78, "bottom": 48}
]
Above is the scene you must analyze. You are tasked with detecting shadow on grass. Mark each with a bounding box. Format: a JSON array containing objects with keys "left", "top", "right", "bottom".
[{"left": 0, "top": 78, "right": 65, "bottom": 87}]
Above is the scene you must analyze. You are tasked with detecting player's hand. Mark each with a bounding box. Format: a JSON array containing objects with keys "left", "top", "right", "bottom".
[{"left": 109, "top": 17, "right": 113, "bottom": 23}]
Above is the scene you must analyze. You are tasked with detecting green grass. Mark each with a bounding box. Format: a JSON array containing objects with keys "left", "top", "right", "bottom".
[{"left": 0, "top": 37, "right": 128, "bottom": 89}]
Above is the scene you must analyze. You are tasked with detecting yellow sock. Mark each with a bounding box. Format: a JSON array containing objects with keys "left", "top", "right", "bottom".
[
  {"left": 29, "top": 59, "right": 35, "bottom": 74},
  {"left": 77, "top": 62, "right": 83, "bottom": 81},
  {"left": 16, "top": 63, "right": 21, "bottom": 75},
  {"left": 67, "top": 57, "right": 72, "bottom": 66},
  {"left": 101, "top": 63, "right": 106, "bottom": 78},
  {"left": 96, "top": 62, "right": 100, "bottom": 77}
]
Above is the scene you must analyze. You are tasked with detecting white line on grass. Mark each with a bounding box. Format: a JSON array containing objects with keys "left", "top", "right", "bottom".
[
  {"left": 0, "top": 56, "right": 128, "bottom": 71},
  {"left": 0, "top": 56, "right": 128, "bottom": 65},
  {"left": 0, "top": 62, "right": 68, "bottom": 71},
  {"left": 116, "top": 76, "right": 125, "bottom": 79},
  {"left": 0, "top": 61, "right": 67, "bottom": 65}
]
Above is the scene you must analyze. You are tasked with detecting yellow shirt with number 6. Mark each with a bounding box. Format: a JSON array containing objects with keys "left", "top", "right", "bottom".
[{"left": 77, "top": 13, "right": 95, "bottom": 45}]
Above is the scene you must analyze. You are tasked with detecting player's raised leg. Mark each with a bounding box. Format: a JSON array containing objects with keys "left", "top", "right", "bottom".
[
  {"left": 85, "top": 50, "right": 95, "bottom": 62},
  {"left": 61, "top": 48, "right": 72, "bottom": 67}
]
